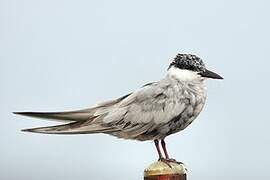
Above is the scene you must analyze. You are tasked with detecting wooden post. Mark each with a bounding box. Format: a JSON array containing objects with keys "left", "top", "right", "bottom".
[{"left": 144, "top": 161, "right": 187, "bottom": 180}]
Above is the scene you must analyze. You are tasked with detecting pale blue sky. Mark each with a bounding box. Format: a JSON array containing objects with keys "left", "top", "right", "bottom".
[{"left": 1, "top": 0, "right": 269, "bottom": 180}]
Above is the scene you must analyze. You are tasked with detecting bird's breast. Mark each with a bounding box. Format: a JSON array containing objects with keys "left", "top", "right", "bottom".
[{"left": 165, "top": 81, "right": 207, "bottom": 135}]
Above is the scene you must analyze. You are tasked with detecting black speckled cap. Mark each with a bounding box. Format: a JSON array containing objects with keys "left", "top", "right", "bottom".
[{"left": 169, "top": 54, "right": 206, "bottom": 72}]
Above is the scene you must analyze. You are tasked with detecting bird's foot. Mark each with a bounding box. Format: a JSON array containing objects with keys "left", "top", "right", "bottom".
[
  {"left": 158, "top": 158, "right": 184, "bottom": 168},
  {"left": 158, "top": 158, "right": 183, "bottom": 168},
  {"left": 166, "top": 158, "right": 183, "bottom": 165},
  {"left": 159, "top": 158, "right": 172, "bottom": 168}
]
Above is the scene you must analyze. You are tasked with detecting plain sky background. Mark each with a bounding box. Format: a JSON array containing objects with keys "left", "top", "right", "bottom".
[{"left": 1, "top": 0, "right": 269, "bottom": 180}]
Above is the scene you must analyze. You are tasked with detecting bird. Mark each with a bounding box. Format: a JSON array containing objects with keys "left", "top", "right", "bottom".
[{"left": 14, "top": 54, "right": 223, "bottom": 165}]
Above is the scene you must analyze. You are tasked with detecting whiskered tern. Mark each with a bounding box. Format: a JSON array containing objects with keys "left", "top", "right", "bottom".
[{"left": 14, "top": 54, "right": 223, "bottom": 164}]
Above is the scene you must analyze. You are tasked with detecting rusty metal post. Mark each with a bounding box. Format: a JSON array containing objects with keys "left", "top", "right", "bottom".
[{"left": 144, "top": 161, "right": 187, "bottom": 180}]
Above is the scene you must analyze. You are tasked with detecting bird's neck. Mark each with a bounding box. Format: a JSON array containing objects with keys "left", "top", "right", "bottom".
[{"left": 167, "top": 67, "right": 204, "bottom": 82}]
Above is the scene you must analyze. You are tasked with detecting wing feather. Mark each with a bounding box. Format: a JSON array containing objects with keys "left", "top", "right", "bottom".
[
  {"left": 14, "top": 93, "right": 131, "bottom": 122},
  {"left": 99, "top": 82, "right": 187, "bottom": 140},
  {"left": 18, "top": 80, "right": 188, "bottom": 140}
]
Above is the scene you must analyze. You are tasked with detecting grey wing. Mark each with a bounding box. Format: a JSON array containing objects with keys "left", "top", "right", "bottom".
[
  {"left": 98, "top": 82, "right": 188, "bottom": 140},
  {"left": 17, "top": 94, "right": 131, "bottom": 133},
  {"left": 19, "top": 82, "right": 188, "bottom": 139},
  {"left": 14, "top": 94, "right": 131, "bottom": 122}
]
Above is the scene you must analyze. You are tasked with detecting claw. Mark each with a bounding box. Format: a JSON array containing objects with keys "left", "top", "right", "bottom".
[
  {"left": 158, "top": 158, "right": 184, "bottom": 168},
  {"left": 158, "top": 158, "right": 172, "bottom": 168},
  {"left": 166, "top": 158, "right": 183, "bottom": 165}
]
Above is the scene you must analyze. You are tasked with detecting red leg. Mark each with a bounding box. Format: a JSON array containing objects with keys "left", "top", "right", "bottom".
[
  {"left": 161, "top": 139, "right": 170, "bottom": 159},
  {"left": 154, "top": 140, "right": 163, "bottom": 160},
  {"left": 161, "top": 139, "right": 183, "bottom": 165}
]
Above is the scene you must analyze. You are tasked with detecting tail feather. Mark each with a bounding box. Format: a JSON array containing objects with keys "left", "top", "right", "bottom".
[
  {"left": 14, "top": 94, "right": 132, "bottom": 134},
  {"left": 21, "top": 121, "right": 118, "bottom": 134},
  {"left": 14, "top": 94, "right": 131, "bottom": 122},
  {"left": 13, "top": 110, "right": 93, "bottom": 122}
]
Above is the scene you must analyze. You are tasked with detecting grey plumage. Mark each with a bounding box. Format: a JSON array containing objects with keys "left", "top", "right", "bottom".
[{"left": 15, "top": 54, "right": 222, "bottom": 142}]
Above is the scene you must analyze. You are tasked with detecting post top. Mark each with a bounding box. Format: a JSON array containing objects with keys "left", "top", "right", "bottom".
[{"left": 144, "top": 161, "right": 187, "bottom": 177}]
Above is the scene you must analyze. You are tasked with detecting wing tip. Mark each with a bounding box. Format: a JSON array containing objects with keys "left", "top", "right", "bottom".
[
  {"left": 21, "top": 127, "right": 59, "bottom": 134},
  {"left": 21, "top": 128, "right": 44, "bottom": 134},
  {"left": 13, "top": 111, "right": 82, "bottom": 122},
  {"left": 21, "top": 128, "right": 33, "bottom": 133},
  {"left": 13, "top": 112, "right": 35, "bottom": 116}
]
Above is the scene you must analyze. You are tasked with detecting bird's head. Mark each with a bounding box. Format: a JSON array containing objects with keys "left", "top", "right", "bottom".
[{"left": 168, "top": 54, "right": 223, "bottom": 81}]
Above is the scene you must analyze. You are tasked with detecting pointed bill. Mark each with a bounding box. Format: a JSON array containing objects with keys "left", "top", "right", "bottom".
[{"left": 200, "top": 69, "right": 223, "bottom": 79}]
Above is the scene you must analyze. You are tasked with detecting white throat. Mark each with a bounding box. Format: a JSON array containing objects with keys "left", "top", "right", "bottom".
[{"left": 167, "top": 67, "right": 202, "bottom": 82}]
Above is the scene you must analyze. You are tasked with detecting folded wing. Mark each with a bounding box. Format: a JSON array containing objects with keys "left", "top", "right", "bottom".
[{"left": 16, "top": 82, "right": 187, "bottom": 140}]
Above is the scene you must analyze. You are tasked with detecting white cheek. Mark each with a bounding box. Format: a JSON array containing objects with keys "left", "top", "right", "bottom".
[{"left": 167, "top": 67, "right": 201, "bottom": 81}]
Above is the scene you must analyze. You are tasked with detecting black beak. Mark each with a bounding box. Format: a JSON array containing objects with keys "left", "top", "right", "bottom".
[{"left": 200, "top": 69, "right": 223, "bottom": 79}]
